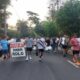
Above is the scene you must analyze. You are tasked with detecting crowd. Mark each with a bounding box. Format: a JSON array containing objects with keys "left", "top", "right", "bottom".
[{"left": 0, "top": 33, "right": 80, "bottom": 63}]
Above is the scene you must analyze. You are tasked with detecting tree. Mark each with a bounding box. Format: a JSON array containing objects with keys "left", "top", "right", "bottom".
[
  {"left": 48, "top": 0, "right": 65, "bottom": 21},
  {"left": 56, "top": 0, "right": 80, "bottom": 35},
  {"left": 16, "top": 20, "right": 29, "bottom": 37},
  {"left": 0, "top": 0, "right": 11, "bottom": 35},
  {"left": 7, "top": 29, "right": 20, "bottom": 38},
  {"left": 0, "top": 0, "right": 10, "bottom": 9},
  {"left": 34, "top": 23, "right": 45, "bottom": 37},
  {"left": 27, "top": 11, "right": 40, "bottom": 37},
  {"left": 41, "top": 21, "right": 58, "bottom": 37},
  {"left": 27, "top": 11, "right": 40, "bottom": 26},
  {"left": 49, "top": 0, "right": 61, "bottom": 10}
]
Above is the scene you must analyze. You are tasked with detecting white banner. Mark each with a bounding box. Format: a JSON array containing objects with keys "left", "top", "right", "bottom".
[{"left": 10, "top": 42, "right": 26, "bottom": 58}]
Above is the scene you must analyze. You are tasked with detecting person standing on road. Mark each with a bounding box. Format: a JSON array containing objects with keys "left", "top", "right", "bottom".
[
  {"left": 25, "top": 37, "right": 33, "bottom": 61},
  {"left": 0, "top": 36, "right": 9, "bottom": 60},
  {"left": 37, "top": 38, "right": 46, "bottom": 61},
  {"left": 70, "top": 34, "right": 80, "bottom": 63},
  {"left": 60, "top": 35, "right": 69, "bottom": 57},
  {"left": 51, "top": 37, "right": 56, "bottom": 52},
  {"left": 52, "top": 37, "right": 59, "bottom": 53}
]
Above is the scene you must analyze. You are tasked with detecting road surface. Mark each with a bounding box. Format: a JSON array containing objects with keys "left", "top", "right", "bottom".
[{"left": 0, "top": 52, "right": 80, "bottom": 80}]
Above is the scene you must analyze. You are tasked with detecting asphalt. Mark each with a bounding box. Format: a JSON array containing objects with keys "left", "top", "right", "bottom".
[{"left": 0, "top": 51, "right": 80, "bottom": 80}]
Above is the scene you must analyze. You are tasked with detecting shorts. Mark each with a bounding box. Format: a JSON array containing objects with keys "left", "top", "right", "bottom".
[
  {"left": 2, "top": 50, "right": 8, "bottom": 55},
  {"left": 73, "top": 50, "right": 79, "bottom": 56},
  {"left": 26, "top": 48, "right": 32, "bottom": 51},
  {"left": 38, "top": 49, "right": 44, "bottom": 52},
  {"left": 62, "top": 45, "right": 68, "bottom": 49}
]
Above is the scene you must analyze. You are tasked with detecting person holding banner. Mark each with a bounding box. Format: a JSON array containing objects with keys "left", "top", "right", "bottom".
[
  {"left": 25, "top": 37, "right": 34, "bottom": 61},
  {"left": 0, "top": 36, "right": 9, "bottom": 60}
]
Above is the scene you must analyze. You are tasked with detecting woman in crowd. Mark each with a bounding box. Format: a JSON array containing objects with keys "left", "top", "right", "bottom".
[{"left": 70, "top": 33, "right": 80, "bottom": 63}]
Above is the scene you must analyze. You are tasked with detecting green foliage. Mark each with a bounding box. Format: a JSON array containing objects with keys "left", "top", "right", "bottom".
[
  {"left": 34, "top": 23, "right": 45, "bottom": 37},
  {"left": 16, "top": 20, "right": 29, "bottom": 37},
  {"left": 7, "top": 29, "right": 19, "bottom": 38},
  {"left": 27, "top": 11, "right": 41, "bottom": 37},
  {"left": 0, "top": 0, "right": 10, "bottom": 30},
  {"left": 27, "top": 11, "right": 39, "bottom": 25},
  {"left": 0, "top": 0, "right": 10, "bottom": 9},
  {"left": 34, "top": 20, "right": 59, "bottom": 37},
  {"left": 0, "top": 29, "right": 5, "bottom": 36},
  {"left": 8, "top": 0, "right": 80, "bottom": 37},
  {"left": 56, "top": 0, "right": 80, "bottom": 35},
  {"left": 42, "top": 21, "right": 58, "bottom": 37}
]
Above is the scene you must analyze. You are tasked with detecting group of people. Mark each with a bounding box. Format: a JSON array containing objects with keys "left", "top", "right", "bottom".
[
  {"left": 0, "top": 36, "right": 49, "bottom": 61},
  {"left": 0, "top": 33, "right": 80, "bottom": 63},
  {"left": 0, "top": 36, "right": 59, "bottom": 61},
  {"left": 57, "top": 33, "right": 80, "bottom": 63}
]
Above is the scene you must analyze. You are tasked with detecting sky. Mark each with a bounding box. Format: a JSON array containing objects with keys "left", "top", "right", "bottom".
[{"left": 7, "top": 0, "right": 49, "bottom": 26}]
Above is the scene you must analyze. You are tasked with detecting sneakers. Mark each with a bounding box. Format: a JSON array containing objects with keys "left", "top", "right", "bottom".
[
  {"left": 25, "top": 56, "right": 29, "bottom": 61},
  {"left": 26, "top": 56, "right": 32, "bottom": 61},
  {"left": 29, "top": 56, "right": 32, "bottom": 60}
]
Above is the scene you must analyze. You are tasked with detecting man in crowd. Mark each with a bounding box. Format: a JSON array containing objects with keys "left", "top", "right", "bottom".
[
  {"left": 25, "top": 37, "right": 34, "bottom": 61},
  {"left": 60, "top": 35, "right": 69, "bottom": 57},
  {"left": 37, "top": 38, "right": 46, "bottom": 61}
]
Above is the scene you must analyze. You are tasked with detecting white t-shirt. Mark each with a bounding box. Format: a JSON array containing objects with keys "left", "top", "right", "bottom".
[
  {"left": 33, "top": 39, "right": 37, "bottom": 45},
  {"left": 37, "top": 39, "right": 46, "bottom": 49},
  {"left": 8, "top": 38, "right": 16, "bottom": 43},
  {"left": 55, "top": 37, "right": 59, "bottom": 43},
  {"left": 61, "top": 37, "right": 65, "bottom": 45},
  {"left": 21, "top": 39, "right": 25, "bottom": 43}
]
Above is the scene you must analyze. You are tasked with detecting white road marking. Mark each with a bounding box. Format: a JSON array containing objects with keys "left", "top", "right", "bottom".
[{"left": 67, "top": 60, "right": 79, "bottom": 68}]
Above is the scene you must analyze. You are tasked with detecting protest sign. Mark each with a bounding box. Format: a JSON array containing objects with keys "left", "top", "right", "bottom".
[{"left": 10, "top": 42, "right": 26, "bottom": 57}]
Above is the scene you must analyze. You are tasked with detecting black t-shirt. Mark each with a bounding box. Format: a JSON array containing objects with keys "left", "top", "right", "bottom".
[{"left": 46, "top": 39, "right": 50, "bottom": 46}]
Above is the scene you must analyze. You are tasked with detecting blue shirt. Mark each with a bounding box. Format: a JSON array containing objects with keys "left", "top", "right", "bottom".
[{"left": 0, "top": 40, "right": 9, "bottom": 50}]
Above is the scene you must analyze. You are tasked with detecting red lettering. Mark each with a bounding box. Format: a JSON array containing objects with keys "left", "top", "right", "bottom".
[{"left": 10, "top": 43, "right": 24, "bottom": 48}]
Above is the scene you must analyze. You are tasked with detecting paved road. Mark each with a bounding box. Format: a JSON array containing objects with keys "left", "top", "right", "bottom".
[{"left": 0, "top": 52, "right": 80, "bottom": 80}]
